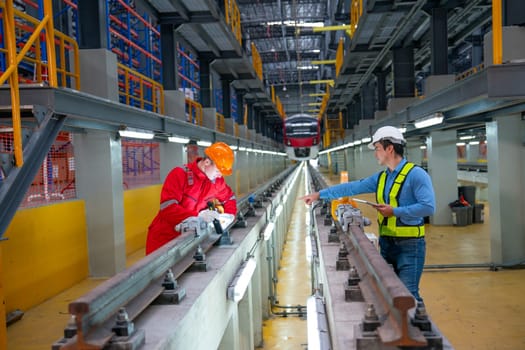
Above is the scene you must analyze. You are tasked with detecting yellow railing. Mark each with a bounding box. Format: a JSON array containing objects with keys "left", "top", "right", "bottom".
[
  {"left": 224, "top": 0, "right": 242, "bottom": 46},
  {"left": 53, "top": 30, "right": 80, "bottom": 89},
  {"left": 216, "top": 112, "right": 225, "bottom": 132},
  {"left": 117, "top": 63, "right": 164, "bottom": 114},
  {"left": 350, "top": 0, "right": 363, "bottom": 38},
  {"left": 251, "top": 42, "right": 263, "bottom": 81},
  {"left": 185, "top": 98, "right": 203, "bottom": 125},
  {"left": 335, "top": 38, "right": 344, "bottom": 77},
  {"left": 234, "top": 122, "right": 239, "bottom": 137},
  {"left": 455, "top": 64, "right": 485, "bottom": 81},
  {"left": 0, "top": 0, "right": 58, "bottom": 167}
]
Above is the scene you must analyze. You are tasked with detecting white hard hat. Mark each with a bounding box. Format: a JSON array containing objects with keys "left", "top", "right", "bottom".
[{"left": 367, "top": 126, "right": 406, "bottom": 150}]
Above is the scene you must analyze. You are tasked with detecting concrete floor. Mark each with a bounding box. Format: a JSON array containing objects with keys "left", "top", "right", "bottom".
[{"left": 6, "top": 169, "right": 525, "bottom": 350}]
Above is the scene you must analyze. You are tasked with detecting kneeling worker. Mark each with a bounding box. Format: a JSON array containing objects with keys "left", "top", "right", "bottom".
[{"left": 146, "top": 142, "right": 237, "bottom": 254}]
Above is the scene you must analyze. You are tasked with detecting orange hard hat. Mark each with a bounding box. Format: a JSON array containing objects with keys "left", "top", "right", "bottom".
[{"left": 204, "top": 142, "right": 234, "bottom": 176}]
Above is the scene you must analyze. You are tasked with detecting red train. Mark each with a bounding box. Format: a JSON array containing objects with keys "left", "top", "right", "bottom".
[{"left": 283, "top": 113, "right": 321, "bottom": 160}]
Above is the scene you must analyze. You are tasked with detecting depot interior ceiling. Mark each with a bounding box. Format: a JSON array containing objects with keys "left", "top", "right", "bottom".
[{"left": 237, "top": 0, "right": 492, "bottom": 118}]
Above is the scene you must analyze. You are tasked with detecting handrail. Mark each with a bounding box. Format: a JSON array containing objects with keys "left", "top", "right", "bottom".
[
  {"left": 216, "top": 112, "right": 225, "bottom": 132},
  {"left": 234, "top": 122, "right": 239, "bottom": 137},
  {"left": 117, "top": 63, "right": 165, "bottom": 114},
  {"left": 185, "top": 98, "right": 203, "bottom": 125},
  {"left": 250, "top": 42, "right": 263, "bottom": 81},
  {"left": 224, "top": 0, "right": 242, "bottom": 46},
  {"left": 0, "top": 0, "right": 57, "bottom": 167},
  {"left": 455, "top": 63, "right": 485, "bottom": 81}
]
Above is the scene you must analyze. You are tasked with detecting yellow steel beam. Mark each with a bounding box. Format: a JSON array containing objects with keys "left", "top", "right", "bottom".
[
  {"left": 312, "top": 25, "right": 351, "bottom": 32},
  {"left": 307, "top": 102, "right": 322, "bottom": 106},
  {"left": 492, "top": 0, "right": 502, "bottom": 65},
  {"left": 311, "top": 59, "right": 336, "bottom": 65},
  {"left": 309, "top": 79, "right": 334, "bottom": 87},
  {"left": 308, "top": 93, "right": 326, "bottom": 97}
]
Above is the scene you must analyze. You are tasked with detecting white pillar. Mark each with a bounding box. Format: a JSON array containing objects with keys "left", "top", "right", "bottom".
[
  {"left": 74, "top": 130, "right": 126, "bottom": 276},
  {"left": 427, "top": 129, "right": 457, "bottom": 225},
  {"left": 486, "top": 115, "right": 525, "bottom": 265}
]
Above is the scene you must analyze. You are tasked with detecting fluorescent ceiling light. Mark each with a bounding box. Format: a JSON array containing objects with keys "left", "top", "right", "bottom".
[
  {"left": 414, "top": 113, "right": 444, "bottom": 129},
  {"left": 420, "top": 145, "right": 427, "bottom": 149},
  {"left": 118, "top": 128, "right": 154, "bottom": 140},
  {"left": 398, "top": 127, "right": 407, "bottom": 133},
  {"left": 265, "top": 20, "right": 324, "bottom": 27},
  {"left": 168, "top": 136, "right": 190, "bottom": 144},
  {"left": 298, "top": 65, "right": 319, "bottom": 70},
  {"left": 469, "top": 141, "right": 480, "bottom": 145},
  {"left": 459, "top": 135, "right": 475, "bottom": 140},
  {"left": 361, "top": 137, "right": 371, "bottom": 143},
  {"left": 197, "top": 140, "right": 212, "bottom": 147},
  {"left": 227, "top": 258, "right": 257, "bottom": 302}
]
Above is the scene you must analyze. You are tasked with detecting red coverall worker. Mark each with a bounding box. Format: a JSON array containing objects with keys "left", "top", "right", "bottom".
[{"left": 146, "top": 142, "right": 237, "bottom": 254}]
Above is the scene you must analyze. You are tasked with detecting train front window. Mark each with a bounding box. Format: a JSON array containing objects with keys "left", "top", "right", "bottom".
[{"left": 285, "top": 120, "right": 318, "bottom": 138}]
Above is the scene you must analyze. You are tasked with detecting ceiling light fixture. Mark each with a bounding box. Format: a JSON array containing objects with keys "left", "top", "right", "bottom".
[
  {"left": 118, "top": 128, "right": 155, "bottom": 140},
  {"left": 196, "top": 140, "right": 212, "bottom": 147},
  {"left": 414, "top": 112, "right": 444, "bottom": 129},
  {"left": 168, "top": 136, "right": 190, "bottom": 144}
]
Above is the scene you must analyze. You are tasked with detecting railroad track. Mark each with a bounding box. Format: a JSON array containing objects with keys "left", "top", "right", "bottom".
[
  {"left": 52, "top": 166, "right": 296, "bottom": 350},
  {"left": 307, "top": 165, "right": 446, "bottom": 349}
]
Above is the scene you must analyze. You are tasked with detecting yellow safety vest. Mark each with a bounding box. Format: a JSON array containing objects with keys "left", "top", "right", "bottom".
[{"left": 376, "top": 162, "right": 425, "bottom": 238}]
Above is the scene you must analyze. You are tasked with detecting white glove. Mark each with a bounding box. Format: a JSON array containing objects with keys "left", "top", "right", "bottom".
[
  {"left": 175, "top": 216, "right": 206, "bottom": 232},
  {"left": 218, "top": 213, "right": 235, "bottom": 229},
  {"left": 198, "top": 209, "right": 220, "bottom": 223}
]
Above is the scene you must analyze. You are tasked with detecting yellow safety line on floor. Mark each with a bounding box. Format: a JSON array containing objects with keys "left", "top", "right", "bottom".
[{"left": 261, "top": 174, "right": 309, "bottom": 350}]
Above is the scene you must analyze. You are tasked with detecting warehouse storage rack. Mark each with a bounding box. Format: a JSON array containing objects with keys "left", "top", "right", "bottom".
[{"left": 106, "top": 0, "right": 162, "bottom": 112}]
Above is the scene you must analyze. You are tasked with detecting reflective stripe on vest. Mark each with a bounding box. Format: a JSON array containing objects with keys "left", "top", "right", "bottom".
[{"left": 376, "top": 162, "right": 425, "bottom": 238}]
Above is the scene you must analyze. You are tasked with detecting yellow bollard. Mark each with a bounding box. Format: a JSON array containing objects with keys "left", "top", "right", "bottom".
[{"left": 340, "top": 171, "right": 348, "bottom": 183}]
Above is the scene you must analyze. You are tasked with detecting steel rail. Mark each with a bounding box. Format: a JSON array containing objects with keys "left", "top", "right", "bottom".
[
  {"left": 61, "top": 229, "right": 216, "bottom": 349},
  {"left": 339, "top": 224, "right": 427, "bottom": 347}
]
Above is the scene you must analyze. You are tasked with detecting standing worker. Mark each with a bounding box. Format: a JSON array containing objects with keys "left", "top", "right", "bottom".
[
  {"left": 299, "top": 126, "right": 435, "bottom": 303},
  {"left": 146, "top": 142, "right": 237, "bottom": 254}
]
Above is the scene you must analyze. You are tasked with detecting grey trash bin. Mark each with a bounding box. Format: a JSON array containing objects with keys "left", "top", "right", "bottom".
[
  {"left": 473, "top": 203, "right": 485, "bottom": 223},
  {"left": 451, "top": 206, "right": 470, "bottom": 226}
]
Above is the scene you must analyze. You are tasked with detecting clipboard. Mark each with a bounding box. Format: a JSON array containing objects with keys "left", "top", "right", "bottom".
[{"left": 352, "top": 198, "right": 378, "bottom": 207}]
